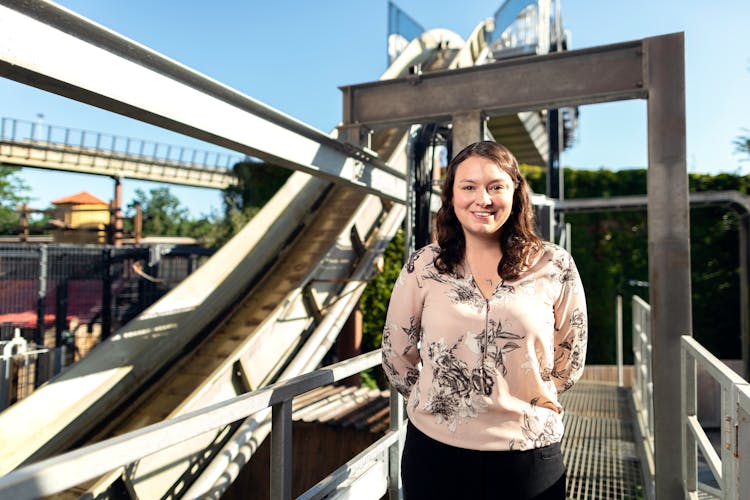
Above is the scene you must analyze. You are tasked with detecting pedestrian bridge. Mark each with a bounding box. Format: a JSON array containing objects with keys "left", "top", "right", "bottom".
[
  {"left": 0, "top": 1, "right": 748, "bottom": 499},
  {"left": 0, "top": 117, "right": 242, "bottom": 189}
]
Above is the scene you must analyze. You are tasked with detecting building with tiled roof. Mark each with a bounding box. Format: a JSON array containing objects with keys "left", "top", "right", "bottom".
[{"left": 51, "top": 191, "right": 110, "bottom": 244}]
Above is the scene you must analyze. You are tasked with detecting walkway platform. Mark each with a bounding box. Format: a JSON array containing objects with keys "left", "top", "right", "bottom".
[{"left": 560, "top": 381, "right": 644, "bottom": 499}]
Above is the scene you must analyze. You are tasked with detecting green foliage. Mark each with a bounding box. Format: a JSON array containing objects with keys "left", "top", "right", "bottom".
[
  {"left": 199, "top": 203, "right": 259, "bottom": 248},
  {"left": 119, "top": 161, "right": 292, "bottom": 248},
  {"left": 564, "top": 167, "right": 746, "bottom": 363},
  {"left": 183, "top": 160, "right": 292, "bottom": 248},
  {"left": 520, "top": 164, "right": 545, "bottom": 194},
  {"left": 127, "top": 187, "right": 204, "bottom": 237},
  {"left": 123, "top": 187, "right": 216, "bottom": 240},
  {"left": 0, "top": 166, "right": 30, "bottom": 234},
  {"left": 360, "top": 230, "right": 405, "bottom": 388},
  {"left": 359, "top": 167, "right": 748, "bottom": 371},
  {"left": 735, "top": 130, "right": 750, "bottom": 162},
  {"left": 225, "top": 161, "right": 292, "bottom": 213}
]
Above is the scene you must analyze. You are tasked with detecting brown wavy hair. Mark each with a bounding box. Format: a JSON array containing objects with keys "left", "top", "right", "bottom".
[{"left": 434, "top": 141, "right": 542, "bottom": 281}]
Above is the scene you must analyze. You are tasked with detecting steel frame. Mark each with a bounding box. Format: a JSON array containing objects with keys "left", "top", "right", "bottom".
[
  {"left": 681, "top": 336, "right": 750, "bottom": 498},
  {"left": 0, "top": 0, "right": 692, "bottom": 495},
  {"left": 342, "top": 32, "right": 690, "bottom": 498},
  {"left": 559, "top": 191, "right": 750, "bottom": 384},
  {"left": 0, "top": 350, "right": 386, "bottom": 499},
  {"left": 0, "top": 1, "right": 406, "bottom": 203}
]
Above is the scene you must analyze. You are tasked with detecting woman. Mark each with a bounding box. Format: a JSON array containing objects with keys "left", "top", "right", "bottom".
[{"left": 382, "top": 141, "right": 587, "bottom": 499}]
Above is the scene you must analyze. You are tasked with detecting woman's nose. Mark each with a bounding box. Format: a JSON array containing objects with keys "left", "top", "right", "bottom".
[{"left": 476, "top": 188, "right": 492, "bottom": 205}]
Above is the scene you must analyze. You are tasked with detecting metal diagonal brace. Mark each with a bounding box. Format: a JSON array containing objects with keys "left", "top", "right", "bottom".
[{"left": 0, "top": 1, "right": 406, "bottom": 203}]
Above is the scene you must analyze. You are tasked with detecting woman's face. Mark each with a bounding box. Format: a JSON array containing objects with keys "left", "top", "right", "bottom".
[{"left": 451, "top": 155, "right": 515, "bottom": 241}]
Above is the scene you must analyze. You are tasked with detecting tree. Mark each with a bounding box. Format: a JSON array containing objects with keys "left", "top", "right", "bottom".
[
  {"left": 735, "top": 130, "right": 750, "bottom": 162},
  {"left": 0, "top": 166, "right": 30, "bottom": 235},
  {"left": 198, "top": 160, "right": 293, "bottom": 248},
  {"left": 360, "top": 230, "right": 404, "bottom": 388},
  {"left": 225, "top": 161, "right": 292, "bottom": 214},
  {"left": 127, "top": 187, "right": 199, "bottom": 237},
  {"left": 359, "top": 167, "right": 748, "bottom": 372}
]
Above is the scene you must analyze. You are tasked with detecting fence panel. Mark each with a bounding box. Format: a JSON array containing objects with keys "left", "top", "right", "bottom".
[
  {"left": 632, "top": 295, "right": 654, "bottom": 455},
  {"left": 681, "top": 335, "right": 750, "bottom": 498},
  {"left": 0, "top": 243, "right": 213, "bottom": 407}
]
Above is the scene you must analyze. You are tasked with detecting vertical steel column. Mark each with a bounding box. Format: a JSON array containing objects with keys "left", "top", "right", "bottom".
[
  {"left": 101, "top": 248, "right": 113, "bottom": 340},
  {"left": 451, "top": 110, "right": 483, "bottom": 155},
  {"left": 645, "top": 33, "right": 691, "bottom": 499},
  {"left": 616, "top": 294, "right": 623, "bottom": 387},
  {"left": 546, "top": 109, "right": 563, "bottom": 200},
  {"left": 112, "top": 176, "right": 123, "bottom": 246},
  {"left": 55, "top": 281, "right": 67, "bottom": 348},
  {"left": 271, "top": 400, "right": 293, "bottom": 500},
  {"left": 35, "top": 245, "right": 47, "bottom": 347},
  {"left": 405, "top": 126, "right": 418, "bottom": 257},
  {"left": 35, "top": 244, "right": 48, "bottom": 388},
  {"left": 740, "top": 216, "right": 750, "bottom": 380}
]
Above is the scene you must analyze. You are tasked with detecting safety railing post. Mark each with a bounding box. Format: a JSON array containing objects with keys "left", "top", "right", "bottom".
[
  {"left": 616, "top": 294, "right": 623, "bottom": 386},
  {"left": 681, "top": 339, "right": 697, "bottom": 496},
  {"left": 271, "top": 399, "right": 293, "bottom": 500},
  {"left": 722, "top": 383, "right": 738, "bottom": 499},
  {"left": 738, "top": 386, "right": 750, "bottom": 498},
  {"left": 35, "top": 245, "right": 47, "bottom": 351},
  {"left": 0, "top": 356, "right": 11, "bottom": 411}
]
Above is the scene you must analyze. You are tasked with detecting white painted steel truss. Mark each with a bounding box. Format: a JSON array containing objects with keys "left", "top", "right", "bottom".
[{"left": 0, "top": 1, "right": 406, "bottom": 202}]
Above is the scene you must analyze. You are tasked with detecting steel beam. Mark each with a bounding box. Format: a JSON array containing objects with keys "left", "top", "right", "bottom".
[
  {"left": 0, "top": 1, "right": 406, "bottom": 203},
  {"left": 560, "top": 190, "right": 750, "bottom": 383},
  {"left": 340, "top": 39, "right": 647, "bottom": 128},
  {"left": 452, "top": 110, "right": 484, "bottom": 154},
  {"left": 343, "top": 31, "right": 690, "bottom": 496},
  {"left": 557, "top": 191, "right": 750, "bottom": 214},
  {"left": 645, "top": 33, "right": 690, "bottom": 500}
]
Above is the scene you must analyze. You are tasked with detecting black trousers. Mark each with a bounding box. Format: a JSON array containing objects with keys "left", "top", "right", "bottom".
[{"left": 401, "top": 421, "right": 566, "bottom": 500}]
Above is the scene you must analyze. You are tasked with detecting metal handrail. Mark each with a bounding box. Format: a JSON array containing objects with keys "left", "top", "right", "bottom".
[
  {"left": 0, "top": 350, "right": 397, "bottom": 500},
  {"left": 1, "top": 117, "right": 246, "bottom": 170},
  {"left": 632, "top": 295, "right": 654, "bottom": 458},
  {"left": 681, "top": 335, "right": 750, "bottom": 499}
]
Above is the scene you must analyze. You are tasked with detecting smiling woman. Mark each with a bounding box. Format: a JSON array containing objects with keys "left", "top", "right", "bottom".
[
  {"left": 451, "top": 155, "right": 515, "bottom": 245},
  {"left": 381, "top": 141, "right": 588, "bottom": 499}
]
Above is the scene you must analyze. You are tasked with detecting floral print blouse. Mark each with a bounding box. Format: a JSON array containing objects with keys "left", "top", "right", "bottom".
[{"left": 382, "top": 242, "right": 587, "bottom": 451}]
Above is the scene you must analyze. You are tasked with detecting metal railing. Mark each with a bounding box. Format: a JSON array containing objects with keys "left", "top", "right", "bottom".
[
  {"left": 681, "top": 336, "right": 750, "bottom": 498},
  {"left": 632, "top": 295, "right": 654, "bottom": 454},
  {"left": 0, "top": 330, "right": 64, "bottom": 411},
  {"left": 632, "top": 295, "right": 654, "bottom": 448},
  {"left": 487, "top": 0, "right": 550, "bottom": 58},
  {"left": 0, "top": 349, "right": 405, "bottom": 500},
  {"left": 633, "top": 295, "right": 750, "bottom": 499},
  {"left": 0, "top": 117, "right": 247, "bottom": 169},
  {"left": 630, "top": 294, "right": 656, "bottom": 499},
  {"left": 386, "top": 1, "right": 425, "bottom": 66}
]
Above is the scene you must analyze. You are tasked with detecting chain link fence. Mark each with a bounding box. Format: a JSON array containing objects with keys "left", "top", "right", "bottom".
[{"left": 0, "top": 243, "right": 213, "bottom": 409}]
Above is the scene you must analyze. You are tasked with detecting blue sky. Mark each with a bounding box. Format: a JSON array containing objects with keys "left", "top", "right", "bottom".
[{"left": 2, "top": 0, "right": 749, "bottom": 218}]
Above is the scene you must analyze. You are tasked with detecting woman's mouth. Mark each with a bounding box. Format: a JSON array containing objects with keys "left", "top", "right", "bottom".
[{"left": 472, "top": 211, "right": 495, "bottom": 219}]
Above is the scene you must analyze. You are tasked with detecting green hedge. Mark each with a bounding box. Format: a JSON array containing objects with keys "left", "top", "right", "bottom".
[{"left": 360, "top": 167, "right": 747, "bottom": 379}]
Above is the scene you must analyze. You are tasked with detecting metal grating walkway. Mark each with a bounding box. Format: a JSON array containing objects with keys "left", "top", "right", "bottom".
[{"left": 560, "top": 381, "right": 644, "bottom": 499}]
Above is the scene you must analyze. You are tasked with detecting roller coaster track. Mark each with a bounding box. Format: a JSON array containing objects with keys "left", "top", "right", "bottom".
[
  {"left": 0, "top": 18, "right": 488, "bottom": 499},
  {"left": 0, "top": 0, "right": 555, "bottom": 494}
]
